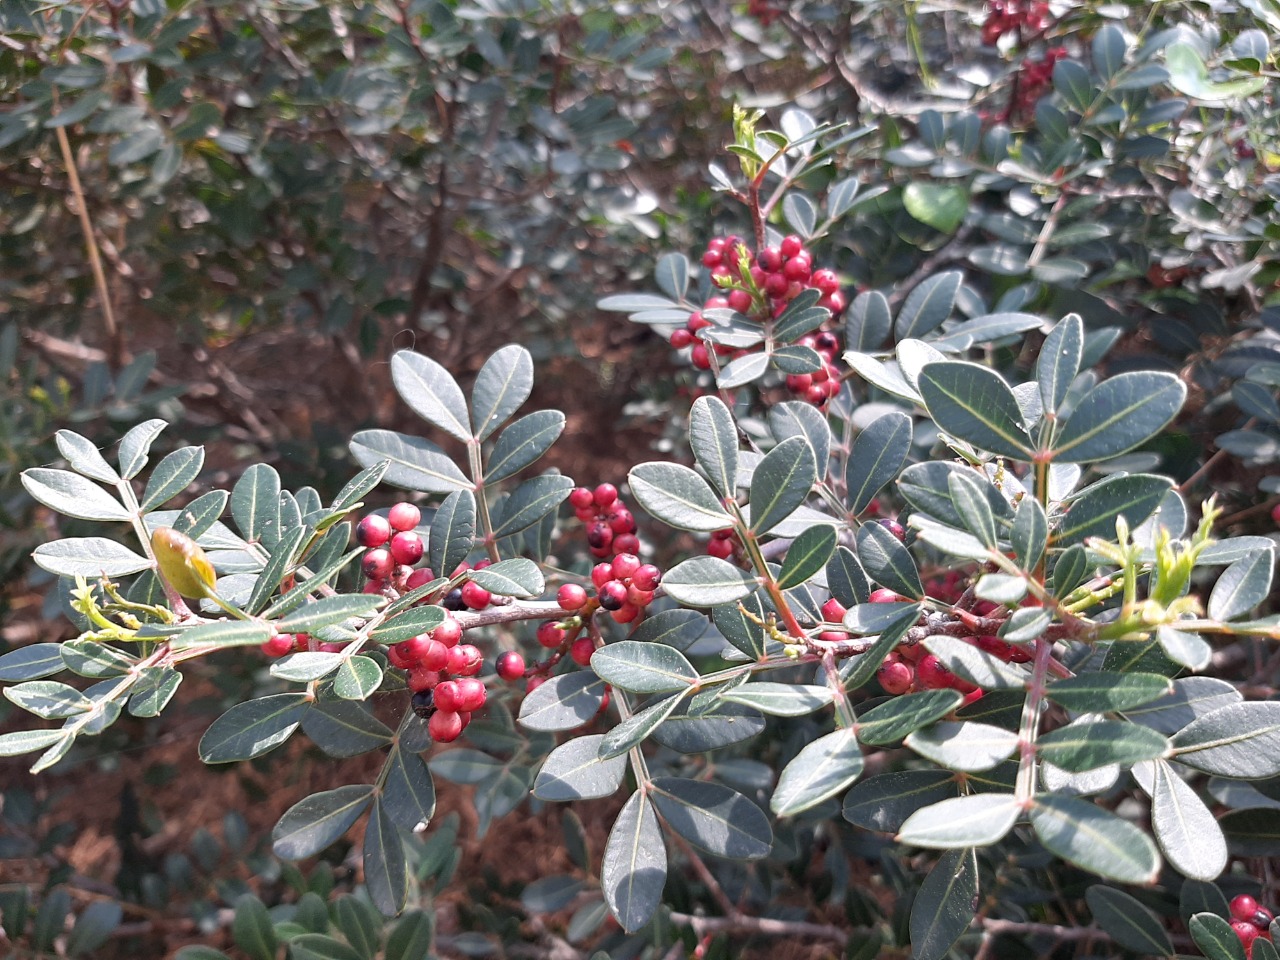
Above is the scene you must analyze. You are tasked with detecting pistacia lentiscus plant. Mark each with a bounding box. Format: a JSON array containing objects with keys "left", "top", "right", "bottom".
[{"left": 6, "top": 115, "right": 1280, "bottom": 960}]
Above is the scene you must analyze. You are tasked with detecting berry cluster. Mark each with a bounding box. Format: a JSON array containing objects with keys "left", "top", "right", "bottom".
[
  {"left": 568, "top": 484, "right": 641, "bottom": 558},
  {"left": 386, "top": 614, "right": 486, "bottom": 743},
  {"left": 260, "top": 631, "right": 346, "bottom": 657},
  {"left": 557, "top": 552, "right": 663, "bottom": 628},
  {"left": 1232, "top": 895, "right": 1275, "bottom": 958},
  {"left": 846, "top": 591, "right": 1032, "bottom": 699},
  {"left": 669, "top": 235, "right": 845, "bottom": 408},
  {"left": 356, "top": 502, "right": 436, "bottom": 596},
  {"left": 1011, "top": 47, "right": 1067, "bottom": 117},
  {"left": 981, "top": 0, "right": 1051, "bottom": 45}
]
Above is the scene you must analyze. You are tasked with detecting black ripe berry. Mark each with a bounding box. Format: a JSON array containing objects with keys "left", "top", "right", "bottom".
[
  {"left": 442, "top": 587, "right": 465, "bottom": 611},
  {"left": 411, "top": 689, "right": 435, "bottom": 719}
]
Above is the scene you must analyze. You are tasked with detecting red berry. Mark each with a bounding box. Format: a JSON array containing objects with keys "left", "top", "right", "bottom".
[
  {"left": 783, "top": 257, "right": 811, "bottom": 282},
  {"left": 811, "top": 269, "right": 840, "bottom": 295},
  {"left": 420, "top": 639, "right": 449, "bottom": 671},
  {"left": 408, "top": 668, "right": 440, "bottom": 693},
  {"left": 878, "top": 658, "right": 914, "bottom": 695},
  {"left": 1233, "top": 921, "right": 1261, "bottom": 952},
  {"left": 594, "top": 483, "right": 619, "bottom": 507},
  {"left": 434, "top": 680, "right": 460, "bottom": 712},
  {"left": 363, "top": 579, "right": 386, "bottom": 595},
  {"left": 405, "top": 567, "right": 436, "bottom": 590},
  {"left": 1234, "top": 896, "right": 1261, "bottom": 924},
  {"left": 385, "top": 642, "right": 413, "bottom": 670},
  {"left": 780, "top": 235, "right": 804, "bottom": 258},
  {"left": 598, "top": 580, "right": 628, "bottom": 611},
  {"left": 1272, "top": 502, "right": 1280, "bottom": 524},
  {"left": 626, "top": 584, "right": 655, "bottom": 608},
  {"left": 821, "top": 597, "right": 847, "bottom": 622},
  {"left": 587, "top": 521, "right": 614, "bottom": 551},
  {"left": 612, "top": 603, "right": 640, "bottom": 624},
  {"left": 607, "top": 509, "right": 636, "bottom": 534},
  {"left": 496, "top": 651, "right": 525, "bottom": 681},
  {"left": 690, "top": 344, "right": 711, "bottom": 370},
  {"left": 614, "top": 533, "right": 641, "bottom": 555},
  {"left": 428, "top": 710, "right": 463, "bottom": 743},
  {"left": 757, "top": 247, "right": 783, "bottom": 271},
  {"left": 611, "top": 553, "right": 641, "bottom": 580},
  {"left": 879, "top": 518, "right": 906, "bottom": 542},
  {"left": 708, "top": 537, "right": 735, "bottom": 559},
  {"left": 388, "top": 502, "right": 421, "bottom": 532},
  {"left": 431, "top": 617, "right": 462, "bottom": 648},
  {"left": 687, "top": 311, "right": 712, "bottom": 332},
  {"left": 400, "top": 634, "right": 432, "bottom": 662},
  {"left": 632, "top": 564, "right": 662, "bottom": 590},
  {"left": 670, "top": 328, "right": 694, "bottom": 349},
  {"left": 569, "top": 487, "right": 595, "bottom": 509},
  {"left": 558, "top": 583, "right": 588, "bottom": 611},
  {"left": 448, "top": 644, "right": 483, "bottom": 676},
  {"left": 356, "top": 514, "right": 391, "bottom": 548},
  {"left": 570, "top": 637, "right": 595, "bottom": 666},
  {"left": 453, "top": 677, "right": 487, "bottom": 712},
  {"left": 591, "top": 563, "right": 615, "bottom": 588},
  {"left": 536, "top": 621, "right": 566, "bottom": 648},
  {"left": 526, "top": 676, "right": 545, "bottom": 694},
  {"left": 389, "top": 531, "right": 424, "bottom": 566},
  {"left": 916, "top": 655, "right": 954, "bottom": 690},
  {"left": 362, "top": 549, "right": 393, "bottom": 580},
  {"left": 701, "top": 249, "right": 723, "bottom": 267},
  {"left": 727, "top": 289, "right": 753, "bottom": 313},
  {"left": 461, "top": 581, "right": 492, "bottom": 610},
  {"left": 261, "top": 634, "right": 294, "bottom": 657},
  {"left": 786, "top": 373, "right": 812, "bottom": 393}
]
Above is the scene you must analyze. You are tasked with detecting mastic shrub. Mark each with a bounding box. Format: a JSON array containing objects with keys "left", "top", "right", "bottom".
[{"left": 3, "top": 2, "right": 1280, "bottom": 959}]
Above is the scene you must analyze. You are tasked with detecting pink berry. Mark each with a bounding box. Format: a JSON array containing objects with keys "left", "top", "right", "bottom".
[
  {"left": 387, "top": 502, "right": 421, "bottom": 532},
  {"left": 429, "top": 710, "right": 463, "bottom": 743},
  {"left": 558, "top": 583, "right": 588, "bottom": 611},
  {"left": 632, "top": 564, "right": 662, "bottom": 590},
  {"left": 727, "top": 289, "right": 752, "bottom": 313},
  {"left": 614, "top": 533, "right": 641, "bottom": 555},
  {"left": 389, "top": 531, "right": 424, "bottom": 566},
  {"left": 591, "top": 563, "right": 615, "bottom": 588},
  {"left": 597, "top": 580, "right": 628, "bottom": 611},
  {"left": 626, "top": 585, "right": 655, "bottom": 608},
  {"left": 570, "top": 637, "right": 595, "bottom": 666},
  {"left": 356, "top": 514, "right": 391, "bottom": 548},
  {"left": 611, "top": 603, "right": 640, "bottom": 624},
  {"left": 261, "top": 634, "right": 294, "bottom": 657},
  {"left": 431, "top": 617, "right": 462, "bottom": 648},
  {"left": 593, "top": 483, "right": 619, "bottom": 508},
  {"left": 362, "top": 548, "right": 393, "bottom": 580},
  {"left": 1233, "top": 921, "right": 1261, "bottom": 952},
  {"left": 878, "top": 658, "right": 914, "bottom": 695},
  {"left": 447, "top": 644, "right": 483, "bottom": 676},
  {"left": 869, "top": 588, "right": 901, "bottom": 603},
  {"left": 496, "top": 651, "right": 525, "bottom": 681},
  {"left": 461, "top": 581, "right": 492, "bottom": 610},
  {"left": 780, "top": 235, "right": 803, "bottom": 258},
  {"left": 453, "top": 677, "right": 487, "bottom": 712},
  {"left": 406, "top": 567, "right": 437, "bottom": 590},
  {"left": 536, "top": 621, "right": 567, "bottom": 648},
  {"left": 569, "top": 487, "right": 595, "bottom": 510},
  {"left": 408, "top": 668, "right": 440, "bottom": 693},
  {"left": 611, "top": 553, "right": 641, "bottom": 580},
  {"left": 434, "top": 680, "right": 460, "bottom": 712},
  {"left": 1233, "top": 896, "right": 1261, "bottom": 924},
  {"left": 821, "top": 597, "right": 847, "bottom": 622}
]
